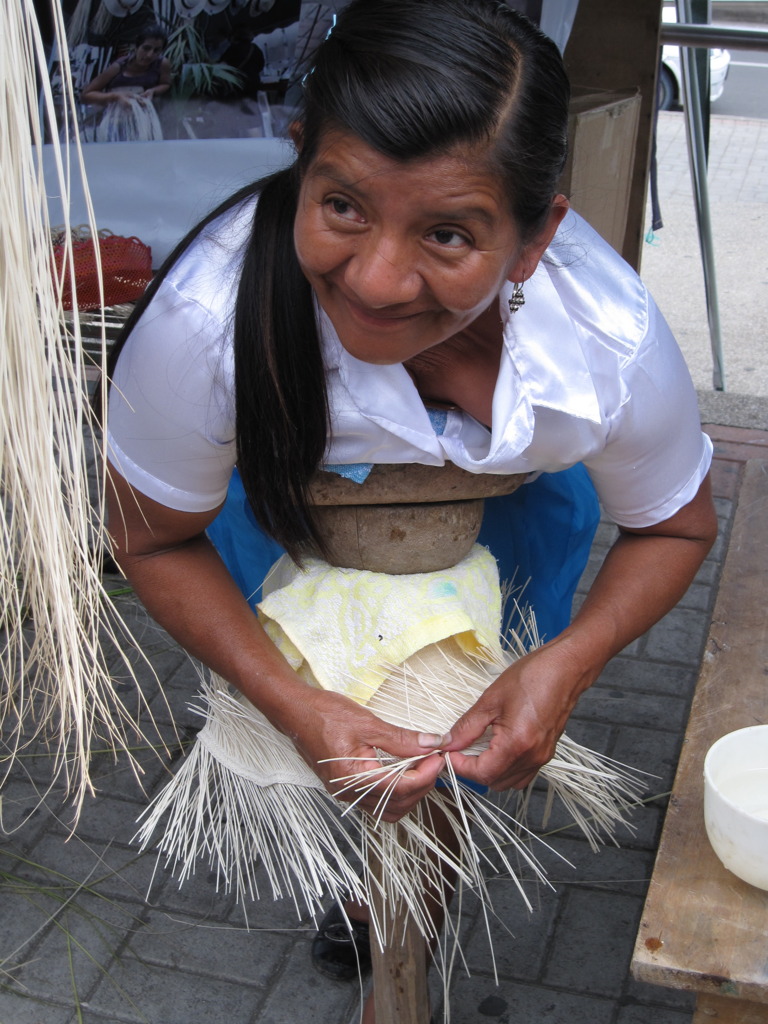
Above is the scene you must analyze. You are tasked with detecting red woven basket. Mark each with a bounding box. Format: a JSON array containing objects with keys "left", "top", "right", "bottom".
[{"left": 54, "top": 231, "right": 153, "bottom": 311}]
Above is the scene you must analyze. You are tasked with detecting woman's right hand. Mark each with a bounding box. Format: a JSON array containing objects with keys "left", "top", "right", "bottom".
[
  {"left": 107, "top": 466, "right": 445, "bottom": 824},
  {"left": 283, "top": 687, "right": 448, "bottom": 822}
]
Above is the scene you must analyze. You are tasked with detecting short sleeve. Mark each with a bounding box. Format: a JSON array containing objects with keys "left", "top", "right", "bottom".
[
  {"left": 584, "top": 300, "right": 712, "bottom": 528},
  {"left": 106, "top": 276, "right": 237, "bottom": 512}
]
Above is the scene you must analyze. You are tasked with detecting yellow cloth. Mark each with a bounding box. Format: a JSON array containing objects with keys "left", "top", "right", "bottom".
[{"left": 257, "top": 543, "right": 503, "bottom": 704}]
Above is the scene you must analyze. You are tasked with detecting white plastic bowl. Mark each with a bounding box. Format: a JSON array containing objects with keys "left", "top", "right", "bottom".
[{"left": 704, "top": 724, "right": 768, "bottom": 891}]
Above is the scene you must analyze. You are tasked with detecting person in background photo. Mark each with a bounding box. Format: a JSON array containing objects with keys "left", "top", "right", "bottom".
[{"left": 81, "top": 23, "right": 171, "bottom": 141}]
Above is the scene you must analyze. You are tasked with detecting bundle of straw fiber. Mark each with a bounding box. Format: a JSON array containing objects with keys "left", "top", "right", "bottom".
[
  {"left": 137, "top": 546, "right": 646, "bottom": 960},
  {"left": 96, "top": 96, "right": 164, "bottom": 143},
  {"left": 1, "top": 0, "right": 158, "bottom": 819}
]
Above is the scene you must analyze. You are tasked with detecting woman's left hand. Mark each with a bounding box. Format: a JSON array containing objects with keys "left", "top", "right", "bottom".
[
  {"left": 443, "top": 637, "right": 591, "bottom": 790},
  {"left": 446, "top": 473, "right": 718, "bottom": 791}
]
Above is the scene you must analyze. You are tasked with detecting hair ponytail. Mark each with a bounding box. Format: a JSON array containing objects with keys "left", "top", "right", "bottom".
[
  {"left": 100, "top": 167, "right": 328, "bottom": 562},
  {"left": 233, "top": 167, "right": 329, "bottom": 561}
]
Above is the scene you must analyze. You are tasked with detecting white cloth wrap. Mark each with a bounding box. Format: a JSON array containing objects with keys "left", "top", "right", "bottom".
[
  {"left": 193, "top": 544, "right": 501, "bottom": 786},
  {"left": 258, "top": 544, "right": 503, "bottom": 704}
]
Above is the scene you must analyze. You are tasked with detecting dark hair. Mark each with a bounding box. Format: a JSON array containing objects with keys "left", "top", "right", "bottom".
[
  {"left": 106, "top": 0, "right": 569, "bottom": 562},
  {"left": 299, "top": 0, "right": 569, "bottom": 240},
  {"left": 135, "top": 23, "right": 168, "bottom": 48}
]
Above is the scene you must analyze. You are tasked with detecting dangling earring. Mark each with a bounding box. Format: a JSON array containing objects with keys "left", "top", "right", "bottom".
[{"left": 508, "top": 281, "right": 525, "bottom": 314}]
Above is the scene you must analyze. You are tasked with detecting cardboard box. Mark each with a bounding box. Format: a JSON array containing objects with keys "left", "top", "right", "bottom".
[{"left": 560, "top": 88, "right": 641, "bottom": 254}]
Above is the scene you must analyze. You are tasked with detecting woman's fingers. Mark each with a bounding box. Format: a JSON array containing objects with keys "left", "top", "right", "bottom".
[
  {"left": 442, "top": 696, "right": 497, "bottom": 757},
  {"left": 294, "top": 693, "right": 448, "bottom": 820},
  {"left": 322, "top": 748, "right": 446, "bottom": 821},
  {"left": 447, "top": 746, "right": 538, "bottom": 791},
  {"left": 334, "top": 750, "right": 446, "bottom": 822},
  {"left": 442, "top": 656, "right": 571, "bottom": 790}
]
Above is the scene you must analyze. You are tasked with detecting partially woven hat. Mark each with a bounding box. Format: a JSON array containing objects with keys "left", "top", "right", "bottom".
[{"left": 136, "top": 547, "right": 645, "bottom": 966}]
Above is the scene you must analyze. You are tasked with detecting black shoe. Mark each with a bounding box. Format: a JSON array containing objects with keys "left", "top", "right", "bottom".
[{"left": 311, "top": 902, "right": 371, "bottom": 981}]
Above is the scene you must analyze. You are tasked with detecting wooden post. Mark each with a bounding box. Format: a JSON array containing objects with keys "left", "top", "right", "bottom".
[
  {"left": 308, "top": 464, "right": 523, "bottom": 1020},
  {"left": 369, "top": 826, "right": 431, "bottom": 1024}
]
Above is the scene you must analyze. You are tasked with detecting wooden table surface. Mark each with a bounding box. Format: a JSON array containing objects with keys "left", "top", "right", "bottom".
[{"left": 632, "top": 460, "right": 768, "bottom": 1013}]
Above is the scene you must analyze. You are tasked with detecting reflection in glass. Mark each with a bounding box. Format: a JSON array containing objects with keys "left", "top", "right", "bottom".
[{"left": 46, "top": 0, "right": 349, "bottom": 142}]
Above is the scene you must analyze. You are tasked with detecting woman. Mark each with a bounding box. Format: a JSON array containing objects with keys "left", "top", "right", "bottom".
[
  {"left": 105, "top": 0, "right": 716, "bottom": 1015},
  {"left": 82, "top": 24, "right": 170, "bottom": 141}
]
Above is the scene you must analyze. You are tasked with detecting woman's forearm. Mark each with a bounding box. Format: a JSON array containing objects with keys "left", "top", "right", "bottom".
[
  {"left": 561, "top": 481, "right": 717, "bottom": 679},
  {"left": 446, "top": 474, "right": 718, "bottom": 788},
  {"left": 118, "top": 536, "right": 445, "bottom": 817},
  {"left": 106, "top": 464, "right": 311, "bottom": 728},
  {"left": 116, "top": 532, "right": 315, "bottom": 730},
  {"left": 82, "top": 90, "right": 118, "bottom": 106},
  {"left": 106, "top": 468, "right": 445, "bottom": 818}
]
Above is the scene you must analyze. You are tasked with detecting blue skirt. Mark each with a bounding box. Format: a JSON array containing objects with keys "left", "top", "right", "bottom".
[{"left": 207, "top": 464, "right": 600, "bottom": 644}]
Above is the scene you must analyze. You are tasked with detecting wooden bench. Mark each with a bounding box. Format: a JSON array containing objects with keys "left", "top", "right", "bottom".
[{"left": 631, "top": 458, "right": 768, "bottom": 1022}]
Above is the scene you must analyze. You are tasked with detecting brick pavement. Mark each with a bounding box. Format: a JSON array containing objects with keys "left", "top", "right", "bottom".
[
  {"left": 652, "top": 112, "right": 768, "bottom": 207},
  {"left": 641, "top": 113, "right": 768, "bottom": 398},
  {"left": 2, "top": 427, "right": 766, "bottom": 1024}
]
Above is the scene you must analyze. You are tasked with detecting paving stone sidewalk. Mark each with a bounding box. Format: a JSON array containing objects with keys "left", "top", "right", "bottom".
[
  {"left": 2, "top": 426, "right": 765, "bottom": 1024},
  {"left": 641, "top": 112, "right": 768, "bottom": 401}
]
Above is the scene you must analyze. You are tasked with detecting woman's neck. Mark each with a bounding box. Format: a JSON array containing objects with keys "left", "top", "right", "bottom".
[{"left": 404, "top": 300, "right": 505, "bottom": 427}]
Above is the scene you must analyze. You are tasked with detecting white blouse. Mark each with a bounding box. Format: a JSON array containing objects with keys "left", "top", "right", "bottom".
[{"left": 107, "top": 198, "right": 712, "bottom": 530}]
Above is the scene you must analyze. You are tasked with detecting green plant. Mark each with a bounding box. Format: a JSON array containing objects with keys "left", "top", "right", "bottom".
[{"left": 165, "top": 22, "right": 243, "bottom": 100}]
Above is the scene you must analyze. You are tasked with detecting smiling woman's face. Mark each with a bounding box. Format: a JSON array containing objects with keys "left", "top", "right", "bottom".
[{"left": 293, "top": 130, "right": 531, "bottom": 366}]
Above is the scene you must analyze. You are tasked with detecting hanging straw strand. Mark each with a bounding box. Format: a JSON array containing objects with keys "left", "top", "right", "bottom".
[{"left": 1, "top": 0, "right": 166, "bottom": 821}]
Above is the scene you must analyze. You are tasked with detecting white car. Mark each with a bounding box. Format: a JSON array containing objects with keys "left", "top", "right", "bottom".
[{"left": 659, "top": 6, "right": 731, "bottom": 109}]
